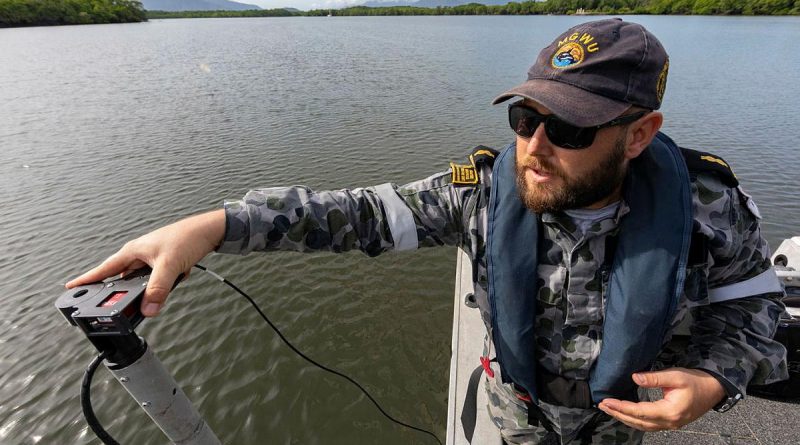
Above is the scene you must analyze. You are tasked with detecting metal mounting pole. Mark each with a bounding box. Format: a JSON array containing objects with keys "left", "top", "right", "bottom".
[
  {"left": 108, "top": 343, "right": 221, "bottom": 445},
  {"left": 56, "top": 268, "right": 221, "bottom": 445}
]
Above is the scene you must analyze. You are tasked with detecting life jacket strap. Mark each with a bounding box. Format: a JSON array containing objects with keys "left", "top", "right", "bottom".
[
  {"left": 523, "top": 398, "right": 555, "bottom": 432},
  {"left": 511, "top": 384, "right": 555, "bottom": 431},
  {"left": 536, "top": 366, "right": 594, "bottom": 409},
  {"left": 510, "top": 366, "right": 594, "bottom": 409}
]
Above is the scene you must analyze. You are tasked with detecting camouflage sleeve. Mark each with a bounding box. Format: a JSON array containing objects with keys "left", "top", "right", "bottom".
[
  {"left": 216, "top": 169, "right": 476, "bottom": 256},
  {"left": 675, "top": 174, "right": 788, "bottom": 395}
]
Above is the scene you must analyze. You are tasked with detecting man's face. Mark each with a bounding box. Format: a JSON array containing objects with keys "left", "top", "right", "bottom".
[{"left": 514, "top": 101, "right": 630, "bottom": 213}]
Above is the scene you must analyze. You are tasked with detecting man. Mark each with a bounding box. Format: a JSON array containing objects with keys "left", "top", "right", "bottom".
[{"left": 67, "top": 19, "right": 787, "bottom": 444}]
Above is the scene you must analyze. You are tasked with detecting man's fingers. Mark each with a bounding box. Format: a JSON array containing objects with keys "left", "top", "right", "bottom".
[
  {"left": 600, "top": 397, "right": 688, "bottom": 431},
  {"left": 599, "top": 369, "right": 711, "bottom": 433},
  {"left": 599, "top": 399, "right": 665, "bottom": 421},
  {"left": 140, "top": 262, "right": 184, "bottom": 317},
  {"left": 66, "top": 253, "right": 135, "bottom": 288},
  {"left": 598, "top": 404, "right": 665, "bottom": 432},
  {"left": 633, "top": 369, "right": 688, "bottom": 389}
]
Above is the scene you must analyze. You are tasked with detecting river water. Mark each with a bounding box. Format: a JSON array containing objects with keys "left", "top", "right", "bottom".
[{"left": 1, "top": 15, "right": 799, "bottom": 445}]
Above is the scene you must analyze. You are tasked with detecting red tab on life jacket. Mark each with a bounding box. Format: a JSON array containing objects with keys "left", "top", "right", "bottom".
[
  {"left": 480, "top": 356, "right": 494, "bottom": 378},
  {"left": 512, "top": 383, "right": 532, "bottom": 402}
]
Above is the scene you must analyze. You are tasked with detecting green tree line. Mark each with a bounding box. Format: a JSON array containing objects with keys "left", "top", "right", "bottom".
[
  {"left": 0, "top": 0, "right": 147, "bottom": 27},
  {"left": 146, "top": 8, "right": 295, "bottom": 18},
  {"left": 306, "top": 0, "right": 799, "bottom": 16},
  {"left": 2, "top": 0, "right": 797, "bottom": 28}
]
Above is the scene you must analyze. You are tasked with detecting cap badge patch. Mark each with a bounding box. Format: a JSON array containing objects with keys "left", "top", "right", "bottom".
[
  {"left": 551, "top": 32, "right": 600, "bottom": 69},
  {"left": 552, "top": 42, "right": 584, "bottom": 68}
]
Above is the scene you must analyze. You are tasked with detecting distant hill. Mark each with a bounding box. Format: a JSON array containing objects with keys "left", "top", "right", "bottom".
[
  {"left": 142, "top": 0, "right": 261, "bottom": 11},
  {"left": 361, "top": 0, "right": 510, "bottom": 7}
]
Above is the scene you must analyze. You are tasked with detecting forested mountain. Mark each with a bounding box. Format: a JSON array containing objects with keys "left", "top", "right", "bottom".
[{"left": 362, "top": 0, "right": 509, "bottom": 6}]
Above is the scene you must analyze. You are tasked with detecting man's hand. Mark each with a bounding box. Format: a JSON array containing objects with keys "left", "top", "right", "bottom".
[
  {"left": 65, "top": 210, "right": 226, "bottom": 317},
  {"left": 597, "top": 367, "right": 726, "bottom": 432}
]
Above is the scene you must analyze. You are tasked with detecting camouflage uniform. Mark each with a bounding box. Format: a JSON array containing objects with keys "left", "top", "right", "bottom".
[{"left": 217, "top": 144, "right": 788, "bottom": 444}]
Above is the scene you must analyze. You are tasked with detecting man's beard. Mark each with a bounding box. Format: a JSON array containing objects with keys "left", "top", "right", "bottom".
[{"left": 515, "top": 138, "right": 627, "bottom": 213}]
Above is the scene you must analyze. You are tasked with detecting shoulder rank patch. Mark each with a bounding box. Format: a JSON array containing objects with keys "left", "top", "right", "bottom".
[
  {"left": 471, "top": 145, "right": 499, "bottom": 166},
  {"left": 451, "top": 161, "right": 478, "bottom": 185},
  {"left": 680, "top": 147, "right": 738, "bottom": 188},
  {"left": 450, "top": 145, "right": 499, "bottom": 186}
]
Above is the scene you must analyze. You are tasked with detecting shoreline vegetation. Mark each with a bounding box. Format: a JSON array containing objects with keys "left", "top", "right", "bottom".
[
  {"left": 1, "top": 0, "right": 147, "bottom": 27},
  {"left": 2, "top": 1, "right": 798, "bottom": 28},
  {"left": 150, "top": 1, "right": 800, "bottom": 19},
  {"left": 308, "top": 0, "right": 800, "bottom": 16}
]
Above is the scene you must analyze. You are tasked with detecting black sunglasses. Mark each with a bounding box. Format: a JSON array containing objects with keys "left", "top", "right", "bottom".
[{"left": 508, "top": 102, "right": 648, "bottom": 149}]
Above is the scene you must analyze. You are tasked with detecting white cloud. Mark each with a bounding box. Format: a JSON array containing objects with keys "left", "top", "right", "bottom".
[
  {"left": 248, "top": 0, "right": 366, "bottom": 9},
  {"left": 314, "top": 0, "right": 364, "bottom": 7}
]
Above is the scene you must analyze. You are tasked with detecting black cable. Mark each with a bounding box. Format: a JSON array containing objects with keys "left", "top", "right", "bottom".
[
  {"left": 80, "top": 266, "right": 442, "bottom": 444},
  {"left": 194, "top": 264, "right": 443, "bottom": 445},
  {"left": 81, "top": 351, "right": 120, "bottom": 445}
]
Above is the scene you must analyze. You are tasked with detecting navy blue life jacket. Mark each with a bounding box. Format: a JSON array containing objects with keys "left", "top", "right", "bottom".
[{"left": 486, "top": 132, "right": 694, "bottom": 404}]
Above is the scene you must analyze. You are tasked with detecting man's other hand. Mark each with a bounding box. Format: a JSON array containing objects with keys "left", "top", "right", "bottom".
[
  {"left": 597, "top": 367, "right": 726, "bottom": 431},
  {"left": 65, "top": 210, "right": 226, "bottom": 317}
]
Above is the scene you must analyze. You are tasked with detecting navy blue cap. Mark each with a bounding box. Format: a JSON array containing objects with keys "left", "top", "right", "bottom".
[{"left": 493, "top": 18, "right": 670, "bottom": 127}]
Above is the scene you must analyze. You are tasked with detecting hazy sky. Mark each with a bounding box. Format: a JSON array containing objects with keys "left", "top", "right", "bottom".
[{"left": 248, "top": 0, "right": 369, "bottom": 10}]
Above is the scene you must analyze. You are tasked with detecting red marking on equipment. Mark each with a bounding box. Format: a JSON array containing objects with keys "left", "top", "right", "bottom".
[
  {"left": 480, "top": 356, "right": 494, "bottom": 378},
  {"left": 122, "top": 302, "right": 138, "bottom": 319},
  {"left": 515, "top": 392, "right": 532, "bottom": 403},
  {"left": 99, "top": 291, "right": 128, "bottom": 308}
]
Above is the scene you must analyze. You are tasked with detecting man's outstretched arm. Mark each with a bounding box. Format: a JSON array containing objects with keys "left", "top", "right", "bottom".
[
  {"left": 67, "top": 169, "right": 472, "bottom": 316},
  {"left": 217, "top": 171, "right": 469, "bottom": 256}
]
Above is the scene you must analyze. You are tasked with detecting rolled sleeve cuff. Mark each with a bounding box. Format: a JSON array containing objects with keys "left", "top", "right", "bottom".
[
  {"left": 698, "top": 368, "right": 742, "bottom": 398},
  {"left": 215, "top": 200, "right": 251, "bottom": 255}
]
